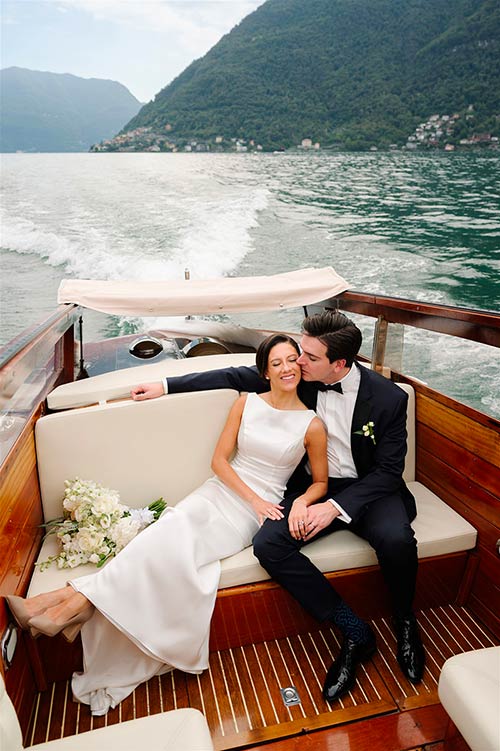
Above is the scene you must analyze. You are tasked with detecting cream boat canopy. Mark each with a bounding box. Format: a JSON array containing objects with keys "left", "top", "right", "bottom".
[{"left": 57, "top": 267, "right": 349, "bottom": 316}]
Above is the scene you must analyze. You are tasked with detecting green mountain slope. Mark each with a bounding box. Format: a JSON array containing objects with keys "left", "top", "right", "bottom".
[
  {"left": 124, "top": 0, "right": 499, "bottom": 149},
  {"left": 1, "top": 67, "right": 142, "bottom": 152}
]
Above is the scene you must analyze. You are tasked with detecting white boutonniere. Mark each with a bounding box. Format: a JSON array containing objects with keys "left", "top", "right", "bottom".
[
  {"left": 37, "top": 478, "right": 167, "bottom": 570},
  {"left": 355, "top": 421, "right": 376, "bottom": 445}
]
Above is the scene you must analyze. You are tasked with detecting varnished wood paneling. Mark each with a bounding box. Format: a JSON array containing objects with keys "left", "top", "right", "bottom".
[
  {"left": 4, "top": 633, "right": 37, "bottom": 741},
  {"left": 417, "top": 395, "right": 500, "bottom": 468},
  {"left": 418, "top": 449, "right": 499, "bottom": 525},
  {"left": 468, "top": 554, "right": 500, "bottom": 635},
  {"left": 31, "top": 632, "right": 83, "bottom": 685},
  {"left": 210, "top": 554, "right": 467, "bottom": 652},
  {"left": 418, "top": 423, "right": 500, "bottom": 499},
  {"left": 0, "top": 421, "right": 44, "bottom": 633},
  {"left": 466, "top": 593, "right": 500, "bottom": 642}
]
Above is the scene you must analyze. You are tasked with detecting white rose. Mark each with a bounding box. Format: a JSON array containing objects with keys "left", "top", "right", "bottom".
[
  {"left": 91, "top": 495, "right": 120, "bottom": 516},
  {"left": 74, "top": 527, "right": 105, "bottom": 554}
]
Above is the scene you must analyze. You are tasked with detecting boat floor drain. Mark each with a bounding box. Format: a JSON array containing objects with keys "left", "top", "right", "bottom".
[{"left": 280, "top": 686, "right": 301, "bottom": 706}]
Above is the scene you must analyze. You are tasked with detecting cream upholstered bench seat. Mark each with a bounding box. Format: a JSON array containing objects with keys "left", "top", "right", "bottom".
[
  {"left": 1, "top": 675, "right": 213, "bottom": 751},
  {"left": 28, "top": 383, "right": 477, "bottom": 598},
  {"left": 438, "top": 646, "right": 500, "bottom": 751}
]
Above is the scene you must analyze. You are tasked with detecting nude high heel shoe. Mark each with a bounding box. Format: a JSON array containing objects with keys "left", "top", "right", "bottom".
[
  {"left": 28, "top": 605, "right": 94, "bottom": 643},
  {"left": 5, "top": 595, "right": 34, "bottom": 630}
]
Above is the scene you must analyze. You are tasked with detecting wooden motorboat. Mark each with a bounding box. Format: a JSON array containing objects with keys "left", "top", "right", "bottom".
[{"left": 1, "top": 268, "right": 499, "bottom": 751}]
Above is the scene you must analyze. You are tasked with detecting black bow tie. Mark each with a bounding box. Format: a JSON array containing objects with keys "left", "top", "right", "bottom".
[{"left": 318, "top": 382, "right": 343, "bottom": 394}]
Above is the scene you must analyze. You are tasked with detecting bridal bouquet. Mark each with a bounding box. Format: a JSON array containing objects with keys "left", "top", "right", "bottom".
[{"left": 38, "top": 478, "right": 166, "bottom": 570}]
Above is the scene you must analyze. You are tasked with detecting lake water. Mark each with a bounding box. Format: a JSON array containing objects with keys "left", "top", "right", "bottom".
[{"left": 1, "top": 151, "right": 499, "bottom": 416}]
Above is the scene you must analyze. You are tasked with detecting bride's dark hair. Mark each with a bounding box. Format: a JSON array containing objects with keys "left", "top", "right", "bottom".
[{"left": 255, "top": 334, "right": 301, "bottom": 379}]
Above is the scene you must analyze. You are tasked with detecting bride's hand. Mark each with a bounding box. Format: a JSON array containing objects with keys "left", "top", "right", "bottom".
[
  {"left": 251, "top": 497, "right": 284, "bottom": 526},
  {"left": 289, "top": 498, "right": 308, "bottom": 540}
]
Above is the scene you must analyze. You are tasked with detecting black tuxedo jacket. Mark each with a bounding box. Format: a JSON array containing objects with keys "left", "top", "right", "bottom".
[{"left": 167, "top": 361, "right": 416, "bottom": 524}]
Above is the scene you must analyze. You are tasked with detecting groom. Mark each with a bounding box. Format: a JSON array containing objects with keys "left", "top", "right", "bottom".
[{"left": 131, "top": 311, "right": 425, "bottom": 699}]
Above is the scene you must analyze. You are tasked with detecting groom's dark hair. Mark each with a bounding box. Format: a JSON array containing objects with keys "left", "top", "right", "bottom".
[
  {"left": 302, "top": 311, "right": 362, "bottom": 366},
  {"left": 256, "top": 334, "right": 300, "bottom": 378}
]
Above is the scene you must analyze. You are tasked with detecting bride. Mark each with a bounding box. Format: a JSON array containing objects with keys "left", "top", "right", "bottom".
[{"left": 7, "top": 334, "right": 328, "bottom": 715}]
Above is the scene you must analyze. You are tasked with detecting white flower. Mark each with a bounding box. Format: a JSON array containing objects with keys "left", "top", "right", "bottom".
[
  {"left": 65, "top": 553, "right": 85, "bottom": 568},
  {"left": 91, "top": 493, "right": 121, "bottom": 517},
  {"left": 109, "top": 517, "right": 141, "bottom": 550},
  {"left": 355, "top": 420, "right": 376, "bottom": 445},
  {"left": 98, "top": 514, "right": 112, "bottom": 529},
  {"left": 129, "top": 507, "right": 155, "bottom": 529},
  {"left": 75, "top": 527, "right": 106, "bottom": 554}
]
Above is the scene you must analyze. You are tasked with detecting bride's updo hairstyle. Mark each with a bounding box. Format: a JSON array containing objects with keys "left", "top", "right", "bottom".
[{"left": 255, "top": 334, "right": 301, "bottom": 379}]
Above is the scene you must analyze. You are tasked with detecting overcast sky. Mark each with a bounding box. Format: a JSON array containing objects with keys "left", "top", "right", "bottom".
[{"left": 1, "top": 0, "right": 266, "bottom": 102}]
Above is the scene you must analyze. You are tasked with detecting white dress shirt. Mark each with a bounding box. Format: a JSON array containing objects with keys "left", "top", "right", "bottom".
[{"left": 313, "top": 364, "right": 361, "bottom": 523}]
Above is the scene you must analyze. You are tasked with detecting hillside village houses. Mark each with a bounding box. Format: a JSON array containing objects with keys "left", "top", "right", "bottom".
[
  {"left": 298, "top": 138, "right": 321, "bottom": 149},
  {"left": 406, "top": 108, "right": 498, "bottom": 149},
  {"left": 90, "top": 127, "right": 266, "bottom": 153},
  {"left": 90, "top": 111, "right": 498, "bottom": 153}
]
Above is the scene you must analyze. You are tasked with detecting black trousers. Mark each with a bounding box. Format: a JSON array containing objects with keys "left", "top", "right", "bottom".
[{"left": 253, "top": 478, "right": 418, "bottom": 622}]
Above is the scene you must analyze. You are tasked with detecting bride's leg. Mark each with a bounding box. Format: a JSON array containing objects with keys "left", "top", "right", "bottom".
[
  {"left": 36, "top": 589, "right": 91, "bottom": 625},
  {"left": 26, "top": 585, "right": 75, "bottom": 614}
]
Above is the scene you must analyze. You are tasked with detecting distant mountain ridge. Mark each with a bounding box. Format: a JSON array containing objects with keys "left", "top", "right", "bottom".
[
  {"left": 123, "top": 0, "right": 499, "bottom": 150},
  {"left": 1, "top": 67, "right": 142, "bottom": 152}
]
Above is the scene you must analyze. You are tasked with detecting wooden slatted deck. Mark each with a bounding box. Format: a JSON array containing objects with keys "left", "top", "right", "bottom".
[{"left": 25, "top": 605, "right": 498, "bottom": 749}]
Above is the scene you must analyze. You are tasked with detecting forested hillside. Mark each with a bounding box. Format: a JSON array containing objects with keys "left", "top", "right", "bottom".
[
  {"left": 1, "top": 68, "right": 142, "bottom": 152},
  {"left": 123, "top": 0, "right": 499, "bottom": 150}
]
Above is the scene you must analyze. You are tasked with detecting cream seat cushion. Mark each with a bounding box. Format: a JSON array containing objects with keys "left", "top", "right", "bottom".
[
  {"left": 438, "top": 646, "right": 500, "bottom": 751},
  {"left": 0, "top": 675, "right": 213, "bottom": 751}
]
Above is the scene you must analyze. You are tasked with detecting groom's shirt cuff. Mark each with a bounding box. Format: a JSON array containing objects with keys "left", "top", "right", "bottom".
[
  {"left": 162, "top": 378, "right": 169, "bottom": 395},
  {"left": 327, "top": 498, "right": 351, "bottom": 524}
]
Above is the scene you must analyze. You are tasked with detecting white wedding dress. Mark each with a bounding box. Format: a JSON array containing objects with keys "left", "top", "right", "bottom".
[{"left": 70, "top": 393, "right": 315, "bottom": 715}]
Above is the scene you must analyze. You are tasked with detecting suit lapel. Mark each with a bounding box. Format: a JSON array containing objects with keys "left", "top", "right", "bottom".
[{"left": 351, "top": 364, "right": 374, "bottom": 474}]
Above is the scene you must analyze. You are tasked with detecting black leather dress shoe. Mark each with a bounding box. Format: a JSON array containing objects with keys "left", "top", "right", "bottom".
[
  {"left": 394, "top": 615, "right": 425, "bottom": 683},
  {"left": 323, "top": 630, "right": 377, "bottom": 702}
]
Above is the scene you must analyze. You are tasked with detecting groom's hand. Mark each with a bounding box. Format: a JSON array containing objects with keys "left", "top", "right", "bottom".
[
  {"left": 131, "top": 382, "right": 164, "bottom": 400},
  {"left": 304, "top": 502, "right": 339, "bottom": 540}
]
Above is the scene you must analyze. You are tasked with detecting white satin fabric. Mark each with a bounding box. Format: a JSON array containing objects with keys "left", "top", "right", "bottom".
[{"left": 70, "top": 393, "right": 315, "bottom": 715}]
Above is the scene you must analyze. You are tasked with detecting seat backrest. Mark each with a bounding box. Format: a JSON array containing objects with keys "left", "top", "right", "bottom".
[
  {"left": 47, "top": 353, "right": 257, "bottom": 410},
  {"left": 36, "top": 389, "right": 239, "bottom": 521},
  {"left": 37, "top": 379, "right": 416, "bottom": 521},
  {"left": 0, "top": 674, "right": 23, "bottom": 751}
]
